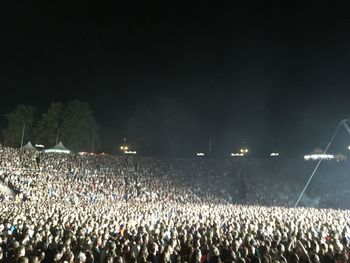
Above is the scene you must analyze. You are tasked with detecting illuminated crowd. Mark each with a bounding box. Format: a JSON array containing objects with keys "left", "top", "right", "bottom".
[{"left": 0, "top": 147, "right": 349, "bottom": 263}]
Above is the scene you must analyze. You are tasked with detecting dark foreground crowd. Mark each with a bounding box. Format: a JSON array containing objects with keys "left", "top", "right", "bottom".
[{"left": 0, "top": 148, "right": 349, "bottom": 263}]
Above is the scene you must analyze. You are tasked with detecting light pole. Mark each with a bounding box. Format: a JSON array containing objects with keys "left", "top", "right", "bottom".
[
  {"left": 55, "top": 128, "right": 59, "bottom": 145},
  {"left": 20, "top": 124, "right": 26, "bottom": 148},
  {"left": 91, "top": 131, "right": 95, "bottom": 153}
]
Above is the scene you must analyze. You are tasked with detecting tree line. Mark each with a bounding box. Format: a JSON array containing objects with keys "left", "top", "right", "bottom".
[
  {"left": 1, "top": 96, "right": 208, "bottom": 156},
  {"left": 1, "top": 100, "right": 98, "bottom": 152}
]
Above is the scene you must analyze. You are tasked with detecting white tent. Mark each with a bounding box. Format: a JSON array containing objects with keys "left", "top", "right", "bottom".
[
  {"left": 44, "top": 142, "right": 71, "bottom": 154},
  {"left": 22, "top": 141, "right": 36, "bottom": 151}
]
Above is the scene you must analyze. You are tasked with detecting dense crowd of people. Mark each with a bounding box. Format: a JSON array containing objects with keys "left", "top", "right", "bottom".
[{"left": 0, "top": 147, "right": 349, "bottom": 263}]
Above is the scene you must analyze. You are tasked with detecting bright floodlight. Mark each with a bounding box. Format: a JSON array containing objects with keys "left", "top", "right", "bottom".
[
  {"left": 231, "top": 153, "right": 244, "bottom": 156},
  {"left": 270, "top": 153, "right": 279, "bottom": 156},
  {"left": 120, "top": 145, "right": 129, "bottom": 151},
  {"left": 240, "top": 149, "right": 244, "bottom": 153},
  {"left": 348, "top": 145, "right": 350, "bottom": 150},
  {"left": 196, "top": 152, "right": 205, "bottom": 156},
  {"left": 304, "top": 154, "right": 334, "bottom": 161},
  {"left": 125, "top": 150, "right": 137, "bottom": 155},
  {"left": 245, "top": 149, "right": 249, "bottom": 153}
]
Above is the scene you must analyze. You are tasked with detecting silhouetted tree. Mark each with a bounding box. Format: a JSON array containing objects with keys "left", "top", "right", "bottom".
[
  {"left": 2, "top": 105, "right": 35, "bottom": 147},
  {"left": 35, "top": 102, "right": 63, "bottom": 147},
  {"left": 60, "top": 100, "right": 96, "bottom": 152}
]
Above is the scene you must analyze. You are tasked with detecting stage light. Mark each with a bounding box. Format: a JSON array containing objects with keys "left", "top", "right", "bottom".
[
  {"left": 240, "top": 148, "right": 249, "bottom": 154},
  {"left": 304, "top": 154, "right": 334, "bottom": 161},
  {"left": 196, "top": 153, "right": 205, "bottom": 156},
  {"left": 120, "top": 145, "right": 129, "bottom": 151}
]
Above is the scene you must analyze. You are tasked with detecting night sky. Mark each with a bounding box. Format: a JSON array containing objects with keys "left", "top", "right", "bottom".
[{"left": 2, "top": 2, "right": 350, "bottom": 156}]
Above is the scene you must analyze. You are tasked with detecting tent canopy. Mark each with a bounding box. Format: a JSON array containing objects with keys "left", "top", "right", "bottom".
[
  {"left": 44, "top": 142, "right": 71, "bottom": 154},
  {"left": 22, "top": 141, "right": 36, "bottom": 150}
]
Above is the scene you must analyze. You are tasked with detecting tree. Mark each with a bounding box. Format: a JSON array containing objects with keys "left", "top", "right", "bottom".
[
  {"left": 60, "top": 100, "right": 96, "bottom": 152},
  {"left": 2, "top": 105, "right": 35, "bottom": 147},
  {"left": 34, "top": 102, "right": 63, "bottom": 147}
]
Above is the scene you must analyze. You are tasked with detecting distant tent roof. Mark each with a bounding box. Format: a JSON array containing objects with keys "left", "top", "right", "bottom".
[
  {"left": 44, "top": 142, "right": 71, "bottom": 154},
  {"left": 312, "top": 148, "right": 324, "bottom": 154},
  {"left": 22, "top": 141, "right": 36, "bottom": 150}
]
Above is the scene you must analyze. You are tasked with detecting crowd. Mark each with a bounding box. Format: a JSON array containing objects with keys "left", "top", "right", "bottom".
[{"left": 0, "top": 147, "right": 349, "bottom": 263}]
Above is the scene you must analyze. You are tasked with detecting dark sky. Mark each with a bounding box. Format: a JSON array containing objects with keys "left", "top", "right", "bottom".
[{"left": 1, "top": 2, "right": 350, "bottom": 156}]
